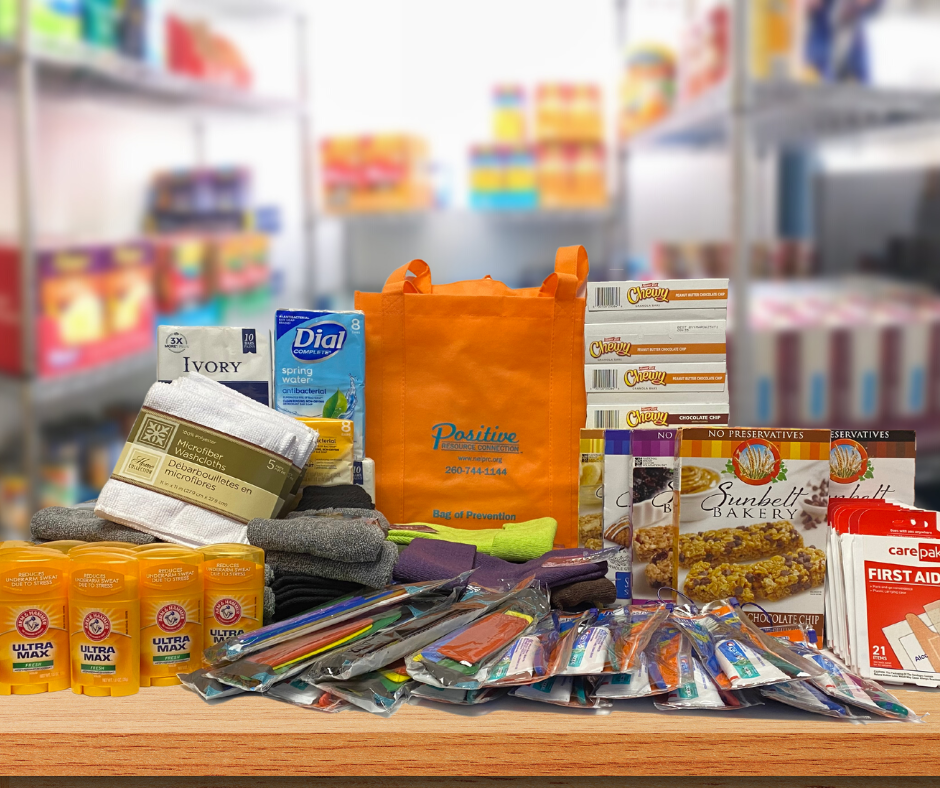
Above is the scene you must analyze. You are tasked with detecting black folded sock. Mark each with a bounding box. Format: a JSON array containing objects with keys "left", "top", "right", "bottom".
[
  {"left": 269, "top": 573, "right": 368, "bottom": 623},
  {"left": 295, "top": 484, "right": 374, "bottom": 513}
]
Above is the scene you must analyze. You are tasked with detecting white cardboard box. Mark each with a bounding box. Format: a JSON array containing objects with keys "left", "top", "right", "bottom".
[
  {"left": 586, "top": 401, "right": 730, "bottom": 430},
  {"left": 585, "top": 320, "right": 727, "bottom": 364},
  {"left": 585, "top": 361, "right": 727, "bottom": 396},
  {"left": 587, "top": 278, "right": 729, "bottom": 321}
]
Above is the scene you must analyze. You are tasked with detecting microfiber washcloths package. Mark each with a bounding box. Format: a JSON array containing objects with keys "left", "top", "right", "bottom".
[
  {"left": 95, "top": 373, "right": 318, "bottom": 547},
  {"left": 274, "top": 310, "right": 365, "bottom": 460}
]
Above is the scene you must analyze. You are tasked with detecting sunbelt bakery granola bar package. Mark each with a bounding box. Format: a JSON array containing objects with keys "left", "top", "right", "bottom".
[
  {"left": 830, "top": 430, "right": 916, "bottom": 505},
  {"left": 630, "top": 430, "right": 680, "bottom": 603},
  {"left": 678, "top": 427, "right": 831, "bottom": 632}
]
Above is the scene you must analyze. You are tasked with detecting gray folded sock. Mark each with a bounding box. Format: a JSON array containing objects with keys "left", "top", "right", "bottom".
[
  {"left": 263, "top": 586, "right": 275, "bottom": 626},
  {"left": 264, "top": 541, "right": 397, "bottom": 589},
  {"left": 247, "top": 516, "right": 386, "bottom": 563},
  {"left": 265, "top": 564, "right": 275, "bottom": 586},
  {"left": 285, "top": 507, "right": 390, "bottom": 534},
  {"left": 31, "top": 506, "right": 157, "bottom": 545}
]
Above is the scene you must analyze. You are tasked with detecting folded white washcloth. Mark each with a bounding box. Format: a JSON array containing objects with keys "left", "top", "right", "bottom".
[
  {"left": 95, "top": 482, "right": 250, "bottom": 546},
  {"left": 175, "top": 374, "right": 318, "bottom": 466},
  {"left": 95, "top": 373, "right": 318, "bottom": 547}
]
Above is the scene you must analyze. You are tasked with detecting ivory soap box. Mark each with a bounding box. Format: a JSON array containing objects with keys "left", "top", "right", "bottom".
[
  {"left": 274, "top": 309, "right": 365, "bottom": 460},
  {"left": 585, "top": 320, "right": 727, "bottom": 364},
  {"left": 158, "top": 325, "right": 273, "bottom": 406},
  {"left": 587, "top": 278, "right": 729, "bottom": 323},
  {"left": 586, "top": 362, "right": 727, "bottom": 396}
]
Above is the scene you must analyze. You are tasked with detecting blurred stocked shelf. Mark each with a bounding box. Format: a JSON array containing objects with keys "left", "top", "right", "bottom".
[
  {"left": 0, "top": 349, "right": 155, "bottom": 407},
  {"left": 627, "top": 81, "right": 940, "bottom": 150},
  {"left": 187, "top": 0, "right": 303, "bottom": 18},
  {"left": 336, "top": 208, "right": 613, "bottom": 227},
  {"left": 0, "top": 39, "right": 302, "bottom": 113}
]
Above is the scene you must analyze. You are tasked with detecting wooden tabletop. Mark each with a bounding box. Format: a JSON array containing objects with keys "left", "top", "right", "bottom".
[{"left": 1, "top": 686, "right": 938, "bottom": 777}]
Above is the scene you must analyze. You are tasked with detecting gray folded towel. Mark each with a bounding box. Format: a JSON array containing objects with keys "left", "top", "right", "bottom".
[
  {"left": 264, "top": 541, "right": 397, "bottom": 589},
  {"left": 247, "top": 515, "right": 386, "bottom": 563},
  {"left": 285, "top": 507, "right": 390, "bottom": 534},
  {"left": 31, "top": 506, "right": 157, "bottom": 545},
  {"left": 263, "top": 586, "right": 275, "bottom": 626}
]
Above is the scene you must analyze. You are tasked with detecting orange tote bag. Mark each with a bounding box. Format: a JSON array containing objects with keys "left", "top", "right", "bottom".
[{"left": 354, "top": 245, "right": 588, "bottom": 547}]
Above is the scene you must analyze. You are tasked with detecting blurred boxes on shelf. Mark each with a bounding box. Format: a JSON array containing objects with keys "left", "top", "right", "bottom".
[
  {"left": 0, "top": 0, "right": 81, "bottom": 44},
  {"left": 653, "top": 240, "right": 814, "bottom": 279},
  {"left": 469, "top": 145, "right": 538, "bottom": 211},
  {"left": 102, "top": 240, "right": 156, "bottom": 360},
  {"left": 321, "top": 134, "right": 432, "bottom": 214},
  {"left": 619, "top": 45, "right": 676, "bottom": 139},
  {"left": 536, "top": 142, "right": 606, "bottom": 209},
  {"left": 0, "top": 239, "right": 155, "bottom": 378},
  {"left": 147, "top": 167, "right": 253, "bottom": 234},
  {"left": 679, "top": 2, "right": 729, "bottom": 102},
  {"left": 166, "top": 14, "right": 252, "bottom": 88},
  {"left": 743, "top": 279, "right": 940, "bottom": 436},
  {"left": 153, "top": 232, "right": 270, "bottom": 326},
  {"left": 534, "top": 83, "right": 604, "bottom": 144},
  {"left": 493, "top": 84, "right": 527, "bottom": 143},
  {"left": 154, "top": 236, "right": 208, "bottom": 314},
  {"left": 469, "top": 82, "right": 607, "bottom": 211}
]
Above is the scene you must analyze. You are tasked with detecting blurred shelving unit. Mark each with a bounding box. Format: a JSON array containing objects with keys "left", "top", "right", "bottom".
[
  {"left": 0, "top": 0, "right": 313, "bottom": 518},
  {"left": 618, "top": 0, "right": 940, "bottom": 431}
]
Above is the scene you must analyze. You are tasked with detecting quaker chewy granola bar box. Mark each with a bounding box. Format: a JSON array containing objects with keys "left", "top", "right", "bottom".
[{"left": 677, "top": 427, "right": 831, "bottom": 632}]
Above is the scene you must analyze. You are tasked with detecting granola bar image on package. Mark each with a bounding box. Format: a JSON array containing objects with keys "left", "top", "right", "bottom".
[{"left": 678, "top": 428, "right": 830, "bottom": 631}]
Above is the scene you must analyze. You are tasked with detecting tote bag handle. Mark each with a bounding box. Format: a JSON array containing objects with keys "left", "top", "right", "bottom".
[
  {"left": 539, "top": 244, "right": 589, "bottom": 301},
  {"left": 381, "top": 245, "right": 589, "bottom": 300},
  {"left": 382, "top": 258, "right": 433, "bottom": 295}
]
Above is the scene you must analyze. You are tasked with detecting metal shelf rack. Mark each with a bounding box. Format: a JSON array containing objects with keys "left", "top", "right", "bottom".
[
  {"left": 620, "top": 0, "right": 940, "bottom": 426},
  {"left": 1, "top": 0, "right": 314, "bottom": 518}
]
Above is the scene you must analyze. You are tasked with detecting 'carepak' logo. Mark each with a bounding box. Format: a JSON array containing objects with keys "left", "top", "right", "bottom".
[
  {"left": 626, "top": 408, "right": 668, "bottom": 428},
  {"left": 83, "top": 612, "right": 112, "bottom": 642},
  {"left": 15, "top": 608, "right": 49, "bottom": 639},
  {"left": 625, "top": 367, "right": 666, "bottom": 387},
  {"left": 157, "top": 603, "right": 187, "bottom": 633},
  {"left": 431, "top": 423, "right": 520, "bottom": 454},
  {"left": 214, "top": 598, "right": 242, "bottom": 626},
  {"left": 291, "top": 323, "right": 347, "bottom": 362},
  {"left": 627, "top": 283, "right": 670, "bottom": 304},
  {"left": 590, "top": 338, "right": 632, "bottom": 359},
  {"left": 919, "top": 544, "right": 940, "bottom": 563}
]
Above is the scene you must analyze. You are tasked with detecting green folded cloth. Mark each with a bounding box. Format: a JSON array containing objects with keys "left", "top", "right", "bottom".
[{"left": 387, "top": 517, "right": 557, "bottom": 562}]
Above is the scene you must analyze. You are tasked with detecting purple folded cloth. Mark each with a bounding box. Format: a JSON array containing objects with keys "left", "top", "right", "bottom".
[
  {"left": 392, "top": 539, "right": 476, "bottom": 583},
  {"left": 392, "top": 539, "right": 607, "bottom": 590}
]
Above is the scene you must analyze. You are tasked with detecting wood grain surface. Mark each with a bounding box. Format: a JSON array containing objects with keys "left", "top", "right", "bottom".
[{"left": 0, "top": 687, "right": 938, "bottom": 777}]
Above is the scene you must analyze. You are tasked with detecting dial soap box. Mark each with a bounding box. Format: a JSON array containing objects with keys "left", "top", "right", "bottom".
[{"left": 274, "top": 310, "right": 365, "bottom": 460}]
